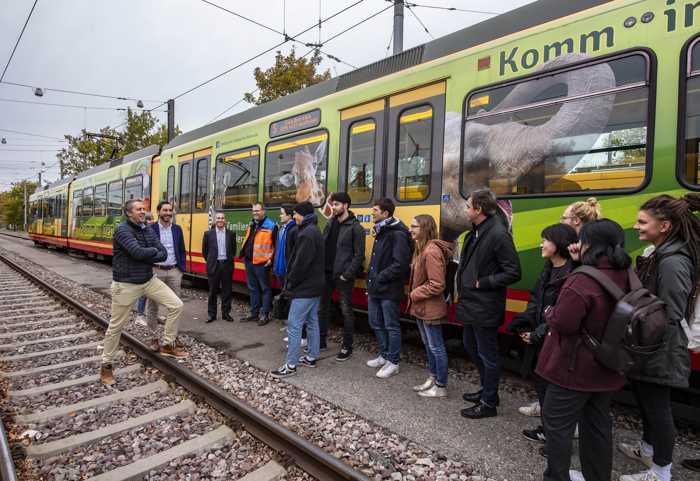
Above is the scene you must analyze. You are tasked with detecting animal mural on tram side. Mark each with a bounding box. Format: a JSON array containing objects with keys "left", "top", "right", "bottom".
[{"left": 441, "top": 53, "right": 620, "bottom": 241}]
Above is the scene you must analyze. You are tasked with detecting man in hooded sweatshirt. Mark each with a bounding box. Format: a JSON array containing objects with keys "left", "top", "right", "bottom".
[{"left": 365, "top": 197, "right": 412, "bottom": 379}]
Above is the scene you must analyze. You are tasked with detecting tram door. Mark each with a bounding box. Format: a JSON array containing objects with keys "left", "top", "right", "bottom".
[
  {"left": 338, "top": 81, "right": 446, "bottom": 272},
  {"left": 176, "top": 149, "right": 211, "bottom": 274}
]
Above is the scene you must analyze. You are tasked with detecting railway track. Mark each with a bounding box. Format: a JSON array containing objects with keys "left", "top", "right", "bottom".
[{"left": 0, "top": 253, "right": 371, "bottom": 481}]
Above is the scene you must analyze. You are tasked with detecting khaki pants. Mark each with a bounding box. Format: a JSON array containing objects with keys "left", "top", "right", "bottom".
[
  {"left": 146, "top": 268, "right": 183, "bottom": 331},
  {"left": 102, "top": 276, "right": 183, "bottom": 364}
]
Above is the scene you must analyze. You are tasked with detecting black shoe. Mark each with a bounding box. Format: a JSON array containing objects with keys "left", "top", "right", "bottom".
[
  {"left": 270, "top": 364, "right": 297, "bottom": 378},
  {"left": 298, "top": 355, "right": 317, "bottom": 368},
  {"left": 240, "top": 314, "right": 258, "bottom": 322},
  {"left": 257, "top": 314, "right": 270, "bottom": 326},
  {"left": 461, "top": 390, "right": 499, "bottom": 406},
  {"left": 206, "top": 316, "right": 216, "bottom": 323},
  {"left": 683, "top": 459, "right": 700, "bottom": 472},
  {"left": 522, "top": 426, "right": 546, "bottom": 443},
  {"left": 335, "top": 348, "right": 352, "bottom": 362},
  {"left": 223, "top": 315, "right": 234, "bottom": 322},
  {"left": 460, "top": 403, "right": 497, "bottom": 419}
]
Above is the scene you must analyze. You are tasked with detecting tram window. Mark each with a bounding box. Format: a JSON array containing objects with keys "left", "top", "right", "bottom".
[
  {"left": 397, "top": 106, "right": 432, "bottom": 201},
  {"left": 264, "top": 130, "right": 328, "bottom": 205},
  {"left": 107, "top": 180, "right": 123, "bottom": 216},
  {"left": 682, "top": 41, "right": 700, "bottom": 186},
  {"left": 179, "top": 163, "right": 191, "bottom": 211},
  {"left": 195, "top": 158, "right": 209, "bottom": 211},
  {"left": 73, "top": 189, "right": 83, "bottom": 218},
  {"left": 165, "top": 166, "right": 175, "bottom": 203},
  {"left": 215, "top": 147, "right": 259, "bottom": 209},
  {"left": 82, "top": 187, "right": 94, "bottom": 217},
  {"left": 94, "top": 184, "right": 107, "bottom": 217},
  {"left": 346, "top": 120, "right": 375, "bottom": 204},
  {"left": 462, "top": 54, "right": 650, "bottom": 196},
  {"left": 124, "top": 175, "right": 143, "bottom": 201}
]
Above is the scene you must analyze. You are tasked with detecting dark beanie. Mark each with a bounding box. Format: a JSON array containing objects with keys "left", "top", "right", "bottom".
[
  {"left": 294, "top": 201, "right": 314, "bottom": 216},
  {"left": 330, "top": 192, "right": 352, "bottom": 205}
]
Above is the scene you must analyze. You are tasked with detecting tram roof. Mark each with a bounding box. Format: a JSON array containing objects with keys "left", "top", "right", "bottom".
[{"left": 165, "top": 0, "right": 611, "bottom": 150}]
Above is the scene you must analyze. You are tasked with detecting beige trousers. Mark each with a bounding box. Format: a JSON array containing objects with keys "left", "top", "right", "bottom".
[
  {"left": 146, "top": 268, "right": 183, "bottom": 331},
  {"left": 102, "top": 275, "right": 183, "bottom": 364}
]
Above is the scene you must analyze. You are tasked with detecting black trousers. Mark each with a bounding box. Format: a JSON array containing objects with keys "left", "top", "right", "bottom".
[
  {"left": 462, "top": 325, "right": 501, "bottom": 407},
  {"left": 543, "top": 384, "right": 613, "bottom": 481},
  {"left": 631, "top": 380, "right": 675, "bottom": 467},
  {"left": 318, "top": 277, "right": 355, "bottom": 349},
  {"left": 207, "top": 261, "right": 233, "bottom": 318}
]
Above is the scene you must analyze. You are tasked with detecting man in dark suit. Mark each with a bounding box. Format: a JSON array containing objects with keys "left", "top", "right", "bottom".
[
  {"left": 146, "top": 201, "right": 187, "bottom": 351},
  {"left": 202, "top": 211, "right": 236, "bottom": 322}
]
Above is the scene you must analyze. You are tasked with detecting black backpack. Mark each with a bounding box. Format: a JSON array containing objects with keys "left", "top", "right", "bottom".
[{"left": 574, "top": 266, "right": 668, "bottom": 375}]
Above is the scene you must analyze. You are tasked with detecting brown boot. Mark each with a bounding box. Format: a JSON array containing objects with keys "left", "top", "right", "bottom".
[
  {"left": 100, "top": 364, "right": 115, "bottom": 385},
  {"left": 149, "top": 338, "right": 160, "bottom": 352},
  {"left": 159, "top": 343, "right": 189, "bottom": 359}
]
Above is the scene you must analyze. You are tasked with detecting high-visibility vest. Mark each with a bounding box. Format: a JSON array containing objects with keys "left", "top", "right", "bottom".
[{"left": 243, "top": 217, "right": 276, "bottom": 265}]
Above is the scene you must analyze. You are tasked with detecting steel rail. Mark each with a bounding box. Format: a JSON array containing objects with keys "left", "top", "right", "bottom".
[
  {"left": 0, "top": 253, "right": 372, "bottom": 481},
  {"left": 0, "top": 419, "right": 18, "bottom": 481}
]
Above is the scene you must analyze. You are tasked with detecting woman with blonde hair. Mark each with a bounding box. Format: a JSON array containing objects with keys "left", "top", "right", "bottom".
[
  {"left": 407, "top": 215, "right": 453, "bottom": 398},
  {"left": 561, "top": 197, "right": 602, "bottom": 234}
]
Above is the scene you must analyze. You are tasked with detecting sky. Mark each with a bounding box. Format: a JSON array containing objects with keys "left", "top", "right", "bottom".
[{"left": 0, "top": 0, "right": 534, "bottom": 190}]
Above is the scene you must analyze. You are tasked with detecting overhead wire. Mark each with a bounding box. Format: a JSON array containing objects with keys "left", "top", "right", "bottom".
[
  {"left": 0, "top": 97, "right": 166, "bottom": 112},
  {"left": 0, "top": 81, "right": 163, "bottom": 103},
  {"left": 0, "top": 128, "right": 64, "bottom": 141},
  {"left": 0, "top": 0, "right": 39, "bottom": 83},
  {"left": 405, "top": 2, "right": 500, "bottom": 16},
  {"left": 405, "top": 3, "right": 434, "bottom": 39}
]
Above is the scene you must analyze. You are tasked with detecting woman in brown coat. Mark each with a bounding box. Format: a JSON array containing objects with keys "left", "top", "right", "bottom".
[{"left": 408, "top": 215, "right": 453, "bottom": 398}]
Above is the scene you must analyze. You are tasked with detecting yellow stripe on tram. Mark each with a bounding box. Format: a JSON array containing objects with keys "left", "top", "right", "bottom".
[
  {"left": 267, "top": 133, "right": 328, "bottom": 153},
  {"left": 222, "top": 149, "right": 259, "bottom": 162},
  {"left": 399, "top": 109, "right": 433, "bottom": 124},
  {"left": 351, "top": 123, "right": 376, "bottom": 135}
]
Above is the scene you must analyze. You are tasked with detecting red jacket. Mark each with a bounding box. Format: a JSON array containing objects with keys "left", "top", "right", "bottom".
[{"left": 535, "top": 258, "right": 628, "bottom": 392}]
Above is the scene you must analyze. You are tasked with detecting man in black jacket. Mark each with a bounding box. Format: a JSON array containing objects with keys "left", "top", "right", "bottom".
[
  {"left": 366, "top": 198, "right": 412, "bottom": 379},
  {"left": 457, "top": 189, "right": 521, "bottom": 419},
  {"left": 101, "top": 199, "right": 187, "bottom": 385},
  {"left": 318, "top": 192, "right": 366, "bottom": 361},
  {"left": 271, "top": 201, "right": 325, "bottom": 378},
  {"left": 202, "top": 212, "right": 236, "bottom": 322}
]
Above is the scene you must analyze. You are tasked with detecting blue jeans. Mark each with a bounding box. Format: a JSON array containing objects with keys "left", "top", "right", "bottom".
[
  {"left": 286, "top": 297, "right": 321, "bottom": 367},
  {"left": 367, "top": 297, "right": 401, "bottom": 364},
  {"left": 416, "top": 320, "right": 448, "bottom": 387},
  {"left": 245, "top": 260, "right": 272, "bottom": 316},
  {"left": 463, "top": 324, "right": 501, "bottom": 408},
  {"left": 136, "top": 296, "right": 147, "bottom": 314}
]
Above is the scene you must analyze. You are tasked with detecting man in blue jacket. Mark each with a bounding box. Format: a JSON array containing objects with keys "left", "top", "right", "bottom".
[
  {"left": 366, "top": 198, "right": 412, "bottom": 379},
  {"left": 147, "top": 201, "right": 187, "bottom": 351},
  {"left": 101, "top": 199, "right": 187, "bottom": 385}
]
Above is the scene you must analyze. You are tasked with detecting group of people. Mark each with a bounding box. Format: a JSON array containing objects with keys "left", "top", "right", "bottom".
[{"left": 99, "top": 188, "right": 700, "bottom": 481}]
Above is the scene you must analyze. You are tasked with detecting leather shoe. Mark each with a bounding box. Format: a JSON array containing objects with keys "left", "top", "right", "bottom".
[
  {"left": 223, "top": 315, "right": 234, "bottom": 322},
  {"left": 206, "top": 316, "right": 216, "bottom": 323},
  {"left": 257, "top": 314, "right": 271, "bottom": 326},
  {"left": 460, "top": 403, "right": 497, "bottom": 419},
  {"left": 462, "top": 391, "right": 500, "bottom": 406},
  {"left": 240, "top": 314, "right": 258, "bottom": 322}
]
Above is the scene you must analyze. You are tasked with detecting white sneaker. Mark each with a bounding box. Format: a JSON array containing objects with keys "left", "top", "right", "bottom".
[
  {"left": 518, "top": 400, "right": 541, "bottom": 417},
  {"left": 412, "top": 377, "right": 435, "bottom": 392},
  {"left": 619, "top": 470, "right": 662, "bottom": 481},
  {"left": 376, "top": 361, "right": 399, "bottom": 378},
  {"left": 618, "top": 442, "right": 653, "bottom": 469},
  {"left": 569, "top": 470, "right": 586, "bottom": 481},
  {"left": 366, "top": 355, "right": 386, "bottom": 368},
  {"left": 283, "top": 336, "right": 288, "bottom": 343},
  {"left": 418, "top": 385, "right": 447, "bottom": 398}
]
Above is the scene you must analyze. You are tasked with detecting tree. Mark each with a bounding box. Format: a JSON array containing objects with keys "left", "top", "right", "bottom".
[
  {"left": 57, "top": 109, "right": 181, "bottom": 177},
  {"left": 244, "top": 48, "right": 331, "bottom": 105},
  {"left": 0, "top": 180, "right": 37, "bottom": 229}
]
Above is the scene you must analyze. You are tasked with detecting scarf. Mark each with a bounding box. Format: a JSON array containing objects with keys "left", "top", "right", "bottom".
[{"left": 273, "top": 220, "right": 295, "bottom": 277}]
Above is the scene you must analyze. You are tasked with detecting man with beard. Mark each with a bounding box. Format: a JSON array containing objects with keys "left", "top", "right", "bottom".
[{"left": 318, "top": 192, "right": 366, "bottom": 361}]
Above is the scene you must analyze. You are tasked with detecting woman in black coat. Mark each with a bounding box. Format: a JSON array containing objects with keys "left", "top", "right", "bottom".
[
  {"left": 619, "top": 193, "right": 700, "bottom": 481},
  {"left": 507, "top": 223, "right": 578, "bottom": 443}
]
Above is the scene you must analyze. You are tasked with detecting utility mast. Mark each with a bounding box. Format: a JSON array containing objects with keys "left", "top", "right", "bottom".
[{"left": 393, "top": 0, "right": 404, "bottom": 55}]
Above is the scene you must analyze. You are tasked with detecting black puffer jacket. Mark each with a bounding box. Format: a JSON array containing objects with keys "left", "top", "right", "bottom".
[
  {"left": 285, "top": 215, "right": 325, "bottom": 299},
  {"left": 507, "top": 260, "right": 574, "bottom": 345},
  {"left": 113, "top": 220, "right": 167, "bottom": 284},
  {"left": 323, "top": 211, "right": 366, "bottom": 280},
  {"left": 367, "top": 218, "right": 412, "bottom": 301},
  {"left": 456, "top": 215, "right": 521, "bottom": 327},
  {"left": 629, "top": 239, "right": 693, "bottom": 388}
]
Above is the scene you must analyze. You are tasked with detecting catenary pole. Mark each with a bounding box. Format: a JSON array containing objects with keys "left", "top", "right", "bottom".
[
  {"left": 393, "top": 0, "right": 404, "bottom": 55},
  {"left": 167, "top": 99, "right": 175, "bottom": 142},
  {"left": 23, "top": 183, "right": 27, "bottom": 231}
]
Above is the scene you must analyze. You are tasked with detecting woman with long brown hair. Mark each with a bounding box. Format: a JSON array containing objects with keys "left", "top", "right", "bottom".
[
  {"left": 619, "top": 193, "right": 700, "bottom": 481},
  {"left": 407, "top": 215, "right": 453, "bottom": 398}
]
